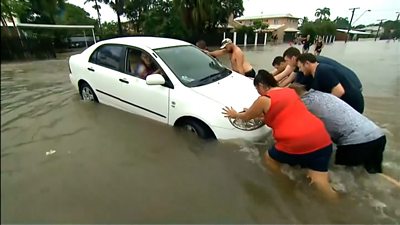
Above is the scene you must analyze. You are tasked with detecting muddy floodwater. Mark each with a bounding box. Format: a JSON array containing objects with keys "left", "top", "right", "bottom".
[{"left": 1, "top": 41, "right": 399, "bottom": 223}]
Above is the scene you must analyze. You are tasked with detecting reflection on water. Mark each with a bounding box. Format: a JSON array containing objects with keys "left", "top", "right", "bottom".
[{"left": 1, "top": 42, "right": 400, "bottom": 223}]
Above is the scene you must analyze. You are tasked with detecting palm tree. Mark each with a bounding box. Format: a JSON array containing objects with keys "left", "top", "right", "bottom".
[
  {"left": 173, "top": 0, "right": 213, "bottom": 34},
  {"left": 103, "top": 0, "right": 124, "bottom": 35},
  {"left": 315, "top": 7, "right": 331, "bottom": 20},
  {"left": 300, "top": 16, "right": 309, "bottom": 26},
  {"left": 1, "top": 0, "right": 30, "bottom": 46},
  {"left": 84, "top": 0, "right": 103, "bottom": 34}
]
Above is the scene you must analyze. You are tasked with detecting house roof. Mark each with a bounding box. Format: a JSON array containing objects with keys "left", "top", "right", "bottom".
[
  {"left": 235, "top": 13, "right": 300, "bottom": 21},
  {"left": 265, "top": 24, "right": 285, "bottom": 31},
  {"left": 357, "top": 26, "right": 380, "bottom": 31},
  {"left": 336, "top": 29, "right": 371, "bottom": 35},
  {"left": 284, "top": 27, "right": 300, "bottom": 32}
]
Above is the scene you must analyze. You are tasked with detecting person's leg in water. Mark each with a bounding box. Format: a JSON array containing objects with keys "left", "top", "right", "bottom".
[
  {"left": 265, "top": 145, "right": 337, "bottom": 199},
  {"left": 307, "top": 169, "right": 337, "bottom": 199},
  {"left": 264, "top": 151, "right": 281, "bottom": 172}
]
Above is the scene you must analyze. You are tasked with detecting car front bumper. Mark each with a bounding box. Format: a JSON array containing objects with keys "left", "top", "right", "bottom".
[{"left": 212, "top": 125, "right": 272, "bottom": 142}]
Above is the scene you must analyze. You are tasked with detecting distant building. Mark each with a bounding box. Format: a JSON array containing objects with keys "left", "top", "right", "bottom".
[
  {"left": 356, "top": 26, "right": 384, "bottom": 36},
  {"left": 234, "top": 13, "right": 300, "bottom": 43},
  {"left": 65, "top": 36, "right": 99, "bottom": 48},
  {"left": 336, "top": 29, "right": 371, "bottom": 41}
]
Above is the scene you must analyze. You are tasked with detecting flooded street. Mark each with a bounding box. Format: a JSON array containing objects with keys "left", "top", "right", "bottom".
[{"left": 1, "top": 41, "right": 399, "bottom": 223}]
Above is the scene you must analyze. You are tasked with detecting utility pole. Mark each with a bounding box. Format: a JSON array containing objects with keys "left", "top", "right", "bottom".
[
  {"left": 375, "top": 19, "right": 386, "bottom": 41},
  {"left": 396, "top": 12, "right": 400, "bottom": 21},
  {"left": 345, "top": 7, "right": 360, "bottom": 43}
]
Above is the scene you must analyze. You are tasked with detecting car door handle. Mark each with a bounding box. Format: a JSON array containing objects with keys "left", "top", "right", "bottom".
[
  {"left": 87, "top": 67, "right": 95, "bottom": 72},
  {"left": 119, "top": 78, "right": 129, "bottom": 84}
]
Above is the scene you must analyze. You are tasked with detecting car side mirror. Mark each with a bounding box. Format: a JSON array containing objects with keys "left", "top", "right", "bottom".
[{"left": 146, "top": 74, "right": 165, "bottom": 85}]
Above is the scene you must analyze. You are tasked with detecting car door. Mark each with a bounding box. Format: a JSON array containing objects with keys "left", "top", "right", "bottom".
[
  {"left": 87, "top": 44, "right": 128, "bottom": 110},
  {"left": 115, "top": 47, "right": 170, "bottom": 124}
]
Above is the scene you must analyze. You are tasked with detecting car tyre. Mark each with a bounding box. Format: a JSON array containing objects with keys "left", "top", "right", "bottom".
[
  {"left": 79, "top": 82, "right": 98, "bottom": 102},
  {"left": 181, "top": 119, "right": 215, "bottom": 139}
]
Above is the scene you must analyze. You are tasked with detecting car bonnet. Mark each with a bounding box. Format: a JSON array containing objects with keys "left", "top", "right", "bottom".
[{"left": 191, "top": 72, "right": 260, "bottom": 109}]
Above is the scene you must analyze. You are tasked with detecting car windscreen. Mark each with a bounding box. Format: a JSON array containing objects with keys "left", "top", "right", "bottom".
[{"left": 154, "top": 45, "right": 231, "bottom": 87}]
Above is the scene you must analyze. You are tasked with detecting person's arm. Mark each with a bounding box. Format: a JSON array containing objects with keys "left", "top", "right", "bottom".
[
  {"left": 274, "top": 64, "right": 294, "bottom": 82},
  {"left": 279, "top": 72, "right": 296, "bottom": 87},
  {"left": 270, "top": 68, "right": 278, "bottom": 75},
  {"left": 222, "top": 96, "right": 270, "bottom": 121},
  {"left": 208, "top": 49, "right": 227, "bottom": 57},
  {"left": 317, "top": 65, "right": 344, "bottom": 97},
  {"left": 331, "top": 83, "right": 345, "bottom": 97}
]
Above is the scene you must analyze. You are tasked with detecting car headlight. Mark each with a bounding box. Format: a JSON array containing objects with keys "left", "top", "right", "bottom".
[{"left": 228, "top": 116, "right": 264, "bottom": 131}]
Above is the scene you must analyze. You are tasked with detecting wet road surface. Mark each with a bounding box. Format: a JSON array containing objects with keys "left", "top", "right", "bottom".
[{"left": 1, "top": 41, "right": 399, "bottom": 223}]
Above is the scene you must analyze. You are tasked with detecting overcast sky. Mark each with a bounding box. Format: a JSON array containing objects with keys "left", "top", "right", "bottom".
[{"left": 67, "top": 0, "right": 399, "bottom": 26}]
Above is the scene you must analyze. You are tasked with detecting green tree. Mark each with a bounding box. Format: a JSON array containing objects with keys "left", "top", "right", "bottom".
[
  {"left": 299, "top": 16, "right": 309, "bottom": 26},
  {"left": 235, "top": 25, "right": 254, "bottom": 34},
  {"left": 334, "top": 16, "right": 350, "bottom": 29},
  {"left": 1, "top": 0, "right": 31, "bottom": 49},
  {"left": 100, "top": 0, "right": 124, "bottom": 34},
  {"left": 253, "top": 19, "right": 268, "bottom": 31},
  {"left": 315, "top": 7, "right": 331, "bottom": 21},
  {"left": 1, "top": 0, "right": 30, "bottom": 33},
  {"left": 124, "top": 0, "right": 152, "bottom": 32},
  {"left": 55, "top": 3, "right": 96, "bottom": 25},
  {"left": 172, "top": 0, "right": 243, "bottom": 35},
  {"left": 84, "top": 0, "right": 104, "bottom": 34},
  {"left": 142, "top": 0, "right": 187, "bottom": 38},
  {"left": 382, "top": 20, "right": 400, "bottom": 39},
  {"left": 101, "top": 21, "right": 119, "bottom": 38},
  {"left": 211, "top": 0, "right": 244, "bottom": 29},
  {"left": 300, "top": 22, "right": 316, "bottom": 38},
  {"left": 314, "top": 20, "right": 336, "bottom": 35},
  {"left": 19, "top": 0, "right": 66, "bottom": 24}
]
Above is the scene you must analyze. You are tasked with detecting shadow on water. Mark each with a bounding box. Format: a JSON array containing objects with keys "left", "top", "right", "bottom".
[{"left": 1, "top": 42, "right": 400, "bottom": 223}]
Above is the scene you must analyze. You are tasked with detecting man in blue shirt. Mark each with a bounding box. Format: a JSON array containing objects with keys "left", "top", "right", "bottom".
[
  {"left": 282, "top": 47, "right": 363, "bottom": 93},
  {"left": 296, "top": 53, "right": 364, "bottom": 113}
]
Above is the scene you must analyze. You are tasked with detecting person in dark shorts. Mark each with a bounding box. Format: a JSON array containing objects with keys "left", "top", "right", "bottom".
[
  {"left": 296, "top": 53, "right": 364, "bottom": 113},
  {"left": 290, "top": 84, "right": 386, "bottom": 173},
  {"left": 302, "top": 35, "right": 311, "bottom": 53},
  {"left": 222, "top": 70, "right": 337, "bottom": 198},
  {"left": 314, "top": 36, "right": 324, "bottom": 55}
]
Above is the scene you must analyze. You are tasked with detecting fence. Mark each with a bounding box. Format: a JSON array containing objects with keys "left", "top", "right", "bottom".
[{"left": 221, "top": 31, "right": 336, "bottom": 46}]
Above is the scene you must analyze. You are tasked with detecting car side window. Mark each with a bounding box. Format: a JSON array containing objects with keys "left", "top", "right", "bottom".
[
  {"left": 125, "top": 48, "right": 163, "bottom": 80},
  {"left": 89, "top": 44, "right": 124, "bottom": 71}
]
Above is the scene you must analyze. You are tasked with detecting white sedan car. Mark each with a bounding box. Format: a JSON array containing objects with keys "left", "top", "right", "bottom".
[{"left": 68, "top": 37, "right": 271, "bottom": 140}]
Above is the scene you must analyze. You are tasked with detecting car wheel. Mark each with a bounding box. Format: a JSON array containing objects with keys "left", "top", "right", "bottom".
[
  {"left": 79, "top": 82, "right": 98, "bottom": 102},
  {"left": 181, "top": 119, "right": 215, "bottom": 139}
]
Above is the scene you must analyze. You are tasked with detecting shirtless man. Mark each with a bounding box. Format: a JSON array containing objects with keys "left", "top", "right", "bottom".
[
  {"left": 269, "top": 56, "right": 293, "bottom": 87},
  {"left": 208, "top": 38, "right": 256, "bottom": 78}
]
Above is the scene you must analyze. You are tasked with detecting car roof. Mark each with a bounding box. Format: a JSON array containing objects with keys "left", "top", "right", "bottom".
[{"left": 98, "top": 36, "right": 192, "bottom": 49}]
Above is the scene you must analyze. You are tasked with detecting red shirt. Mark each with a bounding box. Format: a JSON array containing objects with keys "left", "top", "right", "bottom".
[{"left": 264, "top": 88, "right": 331, "bottom": 154}]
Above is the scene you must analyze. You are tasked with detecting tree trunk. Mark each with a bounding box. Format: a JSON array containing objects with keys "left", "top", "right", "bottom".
[
  {"left": 94, "top": 0, "right": 103, "bottom": 35},
  {"left": 117, "top": 13, "right": 123, "bottom": 35},
  {"left": 8, "top": 13, "right": 25, "bottom": 48}
]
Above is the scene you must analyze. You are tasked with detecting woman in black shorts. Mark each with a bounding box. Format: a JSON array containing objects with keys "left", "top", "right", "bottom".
[{"left": 314, "top": 37, "right": 324, "bottom": 55}]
